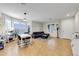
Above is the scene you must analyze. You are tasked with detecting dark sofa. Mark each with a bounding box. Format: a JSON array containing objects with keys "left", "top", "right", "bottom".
[{"left": 32, "top": 31, "right": 49, "bottom": 39}]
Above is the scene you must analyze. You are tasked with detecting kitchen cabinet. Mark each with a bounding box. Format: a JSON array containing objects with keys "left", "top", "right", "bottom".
[{"left": 71, "top": 39, "right": 79, "bottom": 56}]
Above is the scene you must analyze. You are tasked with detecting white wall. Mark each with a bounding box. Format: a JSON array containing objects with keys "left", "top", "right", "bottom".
[
  {"left": 60, "top": 17, "right": 75, "bottom": 39},
  {"left": 31, "top": 17, "right": 75, "bottom": 39},
  {"left": 0, "top": 12, "right": 5, "bottom": 35},
  {"left": 32, "top": 21, "right": 43, "bottom": 32},
  {"left": 60, "top": 11, "right": 79, "bottom": 39},
  {"left": 43, "top": 18, "right": 75, "bottom": 39},
  {"left": 75, "top": 11, "right": 79, "bottom": 32},
  {"left": 43, "top": 21, "right": 61, "bottom": 37}
]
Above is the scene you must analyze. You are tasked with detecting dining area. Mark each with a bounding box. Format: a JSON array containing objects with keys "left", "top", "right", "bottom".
[{"left": 17, "top": 33, "right": 32, "bottom": 47}]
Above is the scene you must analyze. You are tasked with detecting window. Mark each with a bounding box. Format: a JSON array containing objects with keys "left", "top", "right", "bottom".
[
  {"left": 4, "top": 15, "right": 12, "bottom": 31},
  {"left": 3, "top": 14, "right": 30, "bottom": 34},
  {"left": 48, "top": 24, "right": 54, "bottom": 33},
  {"left": 14, "top": 21, "right": 28, "bottom": 34}
]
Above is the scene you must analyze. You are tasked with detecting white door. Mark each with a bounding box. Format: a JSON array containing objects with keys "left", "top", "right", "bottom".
[{"left": 60, "top": 18, "right": 74, "bottom": 39}]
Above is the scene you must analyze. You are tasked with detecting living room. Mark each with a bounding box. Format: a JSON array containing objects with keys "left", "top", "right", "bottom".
[{"left": 0, "top": 3, "right": 79, "bottom": 56}]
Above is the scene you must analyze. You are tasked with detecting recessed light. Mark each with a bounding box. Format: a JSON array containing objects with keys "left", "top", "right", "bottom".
[
  {"left": 23, "top": 20, "right": 27, "bottom": 21},
  {"left": 67, "top": 14, "right": 70, "bottom": 16}
]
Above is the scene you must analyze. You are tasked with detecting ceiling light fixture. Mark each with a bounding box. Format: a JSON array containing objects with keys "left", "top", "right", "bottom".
[
  {"left": 66, "top": 14, "right": 70, "bottom": 16},
  {"left": 24, "top": 12, "right": 27, "bottom": 15},
  {"left": 23, "top": 20, "right": 27, "bottom": 21},
  {"left": 23, "top": 12, "right": 27, "bottom": 21}
]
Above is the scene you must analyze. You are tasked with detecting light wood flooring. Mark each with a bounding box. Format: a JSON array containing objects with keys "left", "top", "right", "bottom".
[{"left": 0, "top": 38, "right": 72, "bottom": 56}]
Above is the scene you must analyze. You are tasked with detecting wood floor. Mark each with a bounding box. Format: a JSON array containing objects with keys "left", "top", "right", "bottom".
[{"left": 0, "top": 38, "right": 73, "bottom": 56}]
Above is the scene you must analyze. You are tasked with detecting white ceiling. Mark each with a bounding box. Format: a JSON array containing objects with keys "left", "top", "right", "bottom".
[{"left": 0, "top": 3, "right": 79, "bottom": 22}]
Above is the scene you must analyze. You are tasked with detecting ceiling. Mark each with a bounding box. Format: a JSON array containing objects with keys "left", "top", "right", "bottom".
[{"left": 0, "top": 3, "right": 79, "bottom": 22}]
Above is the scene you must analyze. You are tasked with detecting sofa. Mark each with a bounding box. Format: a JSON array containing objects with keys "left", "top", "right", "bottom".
[{"left": 32, "top": 31, "right": 49, "bottom": 39}]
